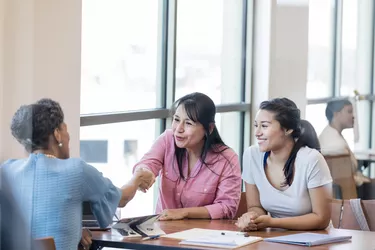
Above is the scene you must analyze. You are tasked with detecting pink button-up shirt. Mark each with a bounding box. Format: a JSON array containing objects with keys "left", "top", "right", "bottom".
[{"left": 133, "top": 129, "right": 241, "bottom": 219}]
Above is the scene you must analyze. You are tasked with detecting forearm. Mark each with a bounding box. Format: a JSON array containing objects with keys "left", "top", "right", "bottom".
[
  {"left": 248, "top": 206, "right": 267, "bottom": 216},
  {"left": 182, "top": 207, "right": 211, "bottom": 219},
  {"left": 271, "top": 213, "right": 330, "bottom": 230},
  {"left": 118, "top": 179, "right": 140, "bottom": 207}
]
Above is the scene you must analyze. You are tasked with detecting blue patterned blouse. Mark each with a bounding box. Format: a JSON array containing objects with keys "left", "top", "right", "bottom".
[{"left": 2, "top": 153, "right": 121, "bottom": 250}]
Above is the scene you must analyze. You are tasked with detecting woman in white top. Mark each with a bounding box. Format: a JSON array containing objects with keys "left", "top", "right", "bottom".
[{"left": 236, "top": 98, "right": 332, "bottom": 231}]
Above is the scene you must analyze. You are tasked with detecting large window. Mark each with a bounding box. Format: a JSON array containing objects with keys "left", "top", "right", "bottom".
[
  {"left": 306, "top": 0, "right": 335, "bottom": 99},
  {"left": 175, "top": 0, "right": 243, "bottom": 104},
  {"left": 80, "top": 0, "right": 253, "bottom": 217},
  {"left": 306, "top": 0, "right": 375, "bottom": 153},
  {"left": 81, "top": 0, "right": 159, "bottom": 114},
  {"left": 80, "top": 120, "right": 158, "bottom": 217}
]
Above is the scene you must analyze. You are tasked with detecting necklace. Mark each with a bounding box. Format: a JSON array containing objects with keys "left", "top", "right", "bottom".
[{"left": 44, "top": 154, "right": 57, "bottom": 159}]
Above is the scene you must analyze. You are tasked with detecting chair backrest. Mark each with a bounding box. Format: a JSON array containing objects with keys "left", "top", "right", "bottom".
[
  {"left": 331, "top": 199, "right": 375, "bottom": 231},
  {"left": 234, "top": 192, "right": 247, "bottom": 219},
  {"left": 324, "top": 154, "right": 357, "bottom": 199},
  {"left": 34, "top": 237, "right": 56, "bottom": 250}
]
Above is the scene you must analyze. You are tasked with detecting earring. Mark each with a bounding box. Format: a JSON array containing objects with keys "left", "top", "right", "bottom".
[{"left": 58, "top": 142, "right": 63, "bottom": 147}]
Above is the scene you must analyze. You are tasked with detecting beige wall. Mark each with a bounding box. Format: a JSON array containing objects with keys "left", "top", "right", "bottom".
[{"left": 0, "top": 0, "right": 82, "bottom": 161}]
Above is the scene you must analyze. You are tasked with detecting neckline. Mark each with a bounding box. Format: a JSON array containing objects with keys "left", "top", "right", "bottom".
[{"left": 262, "top": 151, "right": 292, "bottom": 193}]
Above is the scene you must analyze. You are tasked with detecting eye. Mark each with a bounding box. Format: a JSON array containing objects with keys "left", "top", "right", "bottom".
[
  {"left": 254, "top": 124, "right": 258, "bottom": 128},
  {"left": 261, "top": 125, "right": 268, "bottom": 128},
  {"left": 186, "top": 121, "right": 193, "bottom": 126},
  {"left": 173, "top": 118, "right": 180, "bottom": 122}
]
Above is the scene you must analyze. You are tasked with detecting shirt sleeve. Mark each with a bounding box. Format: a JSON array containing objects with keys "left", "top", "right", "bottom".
[
  {"left": 81, "top": 161, "right": 121, "bottom": 228},
  {"left": 241, "top": 146, "right": 255, "bottom": 184},
  {"left": 132, "top": 130, "right": 169, "bottom": 177},
  {"left": 204, "top": 153, "right": 242, "bottom": 219},
  {"left": 307, "top": 151, "right": 333, "bottom": 189}
]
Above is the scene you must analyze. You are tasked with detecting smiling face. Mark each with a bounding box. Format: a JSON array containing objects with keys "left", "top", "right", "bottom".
[
  {"left": 172, "top": 104, "right": 206, "bottom": 151},
  {"left": 254, "top": 109, "right": 291, "bottom": 152}
]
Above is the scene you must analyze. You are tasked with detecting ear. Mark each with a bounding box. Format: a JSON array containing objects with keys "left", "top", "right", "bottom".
[
  {"left": 284, "top": 129, "right": 293, "bottom": 136},
  {"left": 209, "top": 123, "right": 215, "bottom": 135},
  {"left": 53, "top": 128, "right": 62, "bottom": 144}
]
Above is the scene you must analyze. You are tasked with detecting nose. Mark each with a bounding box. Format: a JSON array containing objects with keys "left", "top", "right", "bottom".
[
  {"left": 176, "top": 122, "right": 184, "bottom": 132},
  {"left": 255, "top": 126, "right": 262, "bottom": 137}
]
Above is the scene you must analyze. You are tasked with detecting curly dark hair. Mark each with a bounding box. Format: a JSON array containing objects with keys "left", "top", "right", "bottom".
[{"left": 10, "top": 98, "right": 64, "bottom": 153}]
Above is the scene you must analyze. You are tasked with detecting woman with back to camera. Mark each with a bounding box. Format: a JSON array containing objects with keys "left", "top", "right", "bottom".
[
  {"left": 1, "top": 98, "right": 154, "bottom": 250},
  {"left": 236, "top": 98, "right": 332, "bottom": 231},
  {"left": 132, "top": 92, "right": 242, "bottom": 220}
]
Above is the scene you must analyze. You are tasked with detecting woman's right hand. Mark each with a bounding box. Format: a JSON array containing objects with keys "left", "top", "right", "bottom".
[
  {"left": 134, "top": 167, "right": 155, "bottom": 192},
  {"left": 235, "top": 211, "right": 259, "bottom": 231}
]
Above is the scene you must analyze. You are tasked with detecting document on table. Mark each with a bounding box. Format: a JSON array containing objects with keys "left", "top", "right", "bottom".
[{"left": 163, "top": 228, "right": 263, "bottom": 249}]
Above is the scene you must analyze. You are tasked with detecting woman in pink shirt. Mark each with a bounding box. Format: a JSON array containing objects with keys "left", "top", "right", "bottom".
[{"left": 133, "top": 92, "right": 242, "bottom": 220}]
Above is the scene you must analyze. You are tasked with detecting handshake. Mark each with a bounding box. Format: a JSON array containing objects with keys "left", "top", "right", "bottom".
[{"left": 132, "top": 167, "right": 156, "bottom": 193}]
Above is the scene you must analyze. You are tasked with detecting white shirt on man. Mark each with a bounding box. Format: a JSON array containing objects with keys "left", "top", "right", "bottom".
[
  {"left": 319, "top": 124, "right": 370, "bottom": 186},
  {"left": 242, "top": 145, "right": 332, "bottom": 218}
]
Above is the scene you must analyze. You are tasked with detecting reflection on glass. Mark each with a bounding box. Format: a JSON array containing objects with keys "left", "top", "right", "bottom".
[
  {"left": 80, "top": 119, "right": 158, "bottom": 217},
  {"left": 340, "top": 0, "right": 358, "bottom": 96},
  {"left": 81, "top": 0, "right": 159, "bottom": 114},
  {"left": 175, "top": 0, "right": 243, "bottom": 104},
  {"left": 307, "top": 0, "right": 335, "bottom": 99}
]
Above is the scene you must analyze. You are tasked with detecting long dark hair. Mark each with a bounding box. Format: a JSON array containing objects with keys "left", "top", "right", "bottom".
[
  {"left": 259, "top": 98, "right": 320, "bottom": 186},
  {"left": 172, "top": 92, "right": 228, "bottom": 179}
]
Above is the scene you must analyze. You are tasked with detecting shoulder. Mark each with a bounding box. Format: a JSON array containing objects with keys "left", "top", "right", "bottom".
[
  {"left": 244, "top": 145, "right": 263, "bottom": 160},
  {"left": 296, "top": 146, "right": 322, "bottom": 162},
  {"left": 162, "top": 129, "right": 174, "bottom": 139}
]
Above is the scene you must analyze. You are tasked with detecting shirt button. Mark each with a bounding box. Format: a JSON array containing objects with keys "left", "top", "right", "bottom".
[
  {"left": 165, "top": 172, "right": 168, "bottom": 175},
  {"left": 177, "top": 193, "right": 180, "bottom": 196},
  {"left": 204, "top": 188, "right": 207, "bottom": 192}
]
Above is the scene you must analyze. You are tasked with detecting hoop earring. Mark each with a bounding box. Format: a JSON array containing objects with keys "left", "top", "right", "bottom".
[{"left": 58, "top": 142, "right": 63, "bottom": 147}]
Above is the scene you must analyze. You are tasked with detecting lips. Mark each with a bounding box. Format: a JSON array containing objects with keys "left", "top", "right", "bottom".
[{"left": 175, "top": 136, "right": 185, "bottom": 141}]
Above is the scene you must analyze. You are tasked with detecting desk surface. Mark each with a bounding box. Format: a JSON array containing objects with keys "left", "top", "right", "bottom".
[{"left": 92, "top": 219, "right": 375, "bottom": 250}]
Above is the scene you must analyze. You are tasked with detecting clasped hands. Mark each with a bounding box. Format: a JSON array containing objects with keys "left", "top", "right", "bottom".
[
  {"left": 235, "top": 211, "right": 273, "bottom": 231},
  {"left": 133, "top": 167, "right": 156, "bottom": 193}
]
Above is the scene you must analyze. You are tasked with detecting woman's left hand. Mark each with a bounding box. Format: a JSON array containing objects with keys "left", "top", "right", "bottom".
[
  {"left": 79, "top": 228, "right": 92, "bottom": 250},
  {"left": 253, "top": 215, "right": 273, "bottom": 230},
  {"left": 159, "top": 209, "right": 188, "bottom": 221}
]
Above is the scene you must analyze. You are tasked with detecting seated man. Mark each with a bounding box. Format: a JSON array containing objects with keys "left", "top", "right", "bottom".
[{"left": 319, "top": 99, "right": 370, "bottom": 186}]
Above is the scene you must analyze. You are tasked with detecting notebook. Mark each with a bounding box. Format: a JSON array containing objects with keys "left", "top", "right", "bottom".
[
  {"left": 264, "top": 233, "right": 352, "bottom": 246},
  {"left": 164, "top": 228, "right": 262, "bottom": 249}
]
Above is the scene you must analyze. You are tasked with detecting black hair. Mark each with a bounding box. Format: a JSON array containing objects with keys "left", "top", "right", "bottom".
[
  {"left": 325, "top": 99, "right": 352, "bottom": 123},
  {"left": 10, "top": 98, "right": 64, "bottom": 153},
  {"left": 171, "top": 92, "right": 228, "bottom": 179},
  {"left": 259, "top": 98, "right": 320, "bottom": 186}
]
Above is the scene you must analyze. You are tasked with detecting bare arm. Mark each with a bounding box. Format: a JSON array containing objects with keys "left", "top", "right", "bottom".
[
  {"left": 245, "top": 183, "right": 267, "bottom": 216},
  {"left": 268, "top": 184, "right": 332, "bottom": 230}
]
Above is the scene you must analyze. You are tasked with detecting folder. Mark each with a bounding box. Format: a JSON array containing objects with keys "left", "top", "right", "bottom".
[{"left": 264, "top": 232, "right": 352, "bottom": 246}]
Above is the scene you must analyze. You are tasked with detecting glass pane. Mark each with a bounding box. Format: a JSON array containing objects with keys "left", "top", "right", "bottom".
[
  {"left": 340, "top": 0, "right": 358, "bottom": 96},
  {"left": 81, "top": 0, "right": 159, "bottom": 114},
  {"left": 307, "top": 0, "right": 335, "bottom": 99},
  {"left": 216, "top": 112, "right": 241, "bottom": 156},
  {"left": 305, "top": 104, "right": 328, "bottom": 136},
  {"left": 80, "top": 119, "right": 159, "bottom": 217},
  {"left": 175, "top": 0, "right": 244, "bottom": 104}
]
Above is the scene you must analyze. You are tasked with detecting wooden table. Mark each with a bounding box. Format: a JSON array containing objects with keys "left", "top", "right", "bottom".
[{"left": 91, "top": 219, "right": 375, "bottom": 249}]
